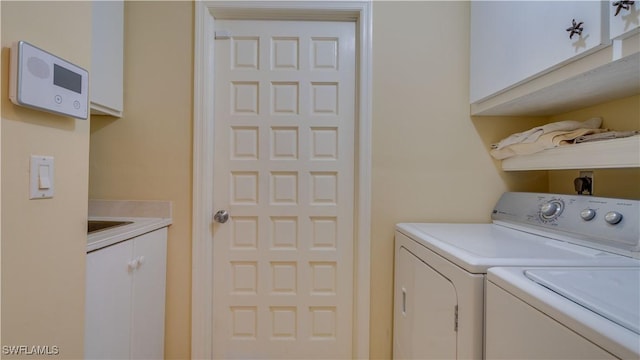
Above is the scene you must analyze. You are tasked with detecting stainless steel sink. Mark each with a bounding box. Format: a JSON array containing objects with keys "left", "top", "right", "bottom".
[{"left": 88, "top": 220, "right": 133, "bottom": 234}]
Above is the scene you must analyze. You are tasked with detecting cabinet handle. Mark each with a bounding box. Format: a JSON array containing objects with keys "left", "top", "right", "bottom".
[
  {"left": 613, "top": 1, "right": 635, "bottom": 16},
  {"left": 127, "top": 259, "right": 138, "bottom": 272},
  {"left": 566, "top": 19, "right": 584, "bottom": 39},
  {"left": 127, "top": 256, "right": 146, "bottom": 271}
]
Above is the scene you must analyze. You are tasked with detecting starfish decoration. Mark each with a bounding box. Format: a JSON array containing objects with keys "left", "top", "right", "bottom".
[
  {"left": 566, "top": 19, "right": 584, "bottom": 39},
  {"left": 613, "top": 1, "right": 635, "bottom": 16}
]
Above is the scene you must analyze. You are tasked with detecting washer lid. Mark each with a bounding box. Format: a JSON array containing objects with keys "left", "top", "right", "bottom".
[{"left": 525, "top": 268, "right": 640, "bottom": 334}]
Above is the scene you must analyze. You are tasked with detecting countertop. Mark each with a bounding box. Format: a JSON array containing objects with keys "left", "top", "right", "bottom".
[{"left": 87, "top": 199, "right": 172, "bottom": 253}]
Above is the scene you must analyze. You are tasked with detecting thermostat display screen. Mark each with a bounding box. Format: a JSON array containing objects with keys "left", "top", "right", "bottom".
[
  {"left": 10, "top": 40, "right": 89, "bottom": 119},
  {"left": 53, "top": 63, "right": 82, "bottom": 94}
]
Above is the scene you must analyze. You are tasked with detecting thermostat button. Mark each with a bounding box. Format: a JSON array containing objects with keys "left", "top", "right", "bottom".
[
  {"left": 73, "top": 100, "right": 80, "bottom": 109},
  {"left": 54, "top": 95, "right": 62, "bottom": 104}
]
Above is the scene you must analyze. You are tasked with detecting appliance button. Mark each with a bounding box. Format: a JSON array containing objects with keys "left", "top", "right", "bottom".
[
  {"left": 580, "top": 209, "right": 596, "bottom": 221},
  {"left": 73, "top": 100, "right": 80, "bottom": 109},
  {"left": 604, "top": 211, "right": 623, "bottom": 225},
  {"left": 54, "top": 95, "right": 62, "bottom": 104}
]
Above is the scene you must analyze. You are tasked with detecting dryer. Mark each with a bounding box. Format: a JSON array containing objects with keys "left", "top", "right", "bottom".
[{"left": 393, "top": 192, "right": 640, "bottom": 359}]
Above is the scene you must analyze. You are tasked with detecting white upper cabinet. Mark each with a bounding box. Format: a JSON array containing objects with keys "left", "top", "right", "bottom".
[
  {"left": 609, "top": 0, "right": 640, "bottom": 40},
  {"left": 91, "top": 1, "right": 124, "bottom": 117},
  {"left": 469, "top": 1, "right": 640, "bottom": 171},
  {"left": 470, "top": 1, "right": 609, "bottom": 104}
]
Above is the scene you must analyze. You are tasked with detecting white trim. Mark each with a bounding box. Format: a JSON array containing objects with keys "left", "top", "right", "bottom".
[
  {"left": 192, "top": 2, "right": 215, "bottom": 358},
  {"left": 192, "top": 2, "right": 372, "bottom": 359}
]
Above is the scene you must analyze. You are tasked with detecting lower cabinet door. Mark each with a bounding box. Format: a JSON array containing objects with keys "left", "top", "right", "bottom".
[
  {"left": 130, "top": 228, "right": 168, "bottom": 359},
  {"left": 85, "top": 240, "right": 134, "bottom": 359},
  {"left": 85, "top": 228, "right": 168, "bottom": 360}
]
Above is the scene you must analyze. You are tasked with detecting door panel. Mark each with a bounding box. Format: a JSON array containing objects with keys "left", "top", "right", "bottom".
[
  {"left": 213, "top": 19, "right": 355, "bottom": 359},
  {"left": 85, "top": 241, "right": 133, "bottom": 359},
  {"left": 394, "top": 247, "right": 458, "bottom": 359},
  {"left": 130, "top": 229, "right": 167, "bottom": 359}
]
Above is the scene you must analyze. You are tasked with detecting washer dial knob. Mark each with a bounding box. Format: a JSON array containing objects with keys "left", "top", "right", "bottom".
[
  {"left": 604, "top": 211, "right": 623, "bottom": 225},
  {"left": 580, "top": 209, "right": 596, "bottom": 221},
  {"left": 540, "top": 200, "right": 564, "bottom": 220}
]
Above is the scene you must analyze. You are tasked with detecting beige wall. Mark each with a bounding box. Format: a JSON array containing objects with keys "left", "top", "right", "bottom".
[
  {"left": 86, "top": 2, "right": 639, "bottom": 360},
  {"left": 88, "top": 2, "right": 549, "bottom": 359},
  {"left": 369, "top": 2, "right": 552, "bottom": 357},
  {"left": 547, "top": 95, "right": 640, "bottom": 199},
  {"left": 1, "top": 2, "right": 92, "bottom": 358},
  {"left": 1, "top": 1, "right": 634, "bottom": 359},
  {"left": 88, "top": 2, "right": 193, "bottom": 359}
]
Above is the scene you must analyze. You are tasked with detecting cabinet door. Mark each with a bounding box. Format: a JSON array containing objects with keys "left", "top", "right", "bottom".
[
  {"left": 85, "top": 241, "right": 134, "bottom": 359},
  {"left": 610, "top": 0, "right": 640, "bottom": 40},
  {"left": 470, "top": 1, "right": 608, "bottom": 103},
  {"left": 91, "top": 0, "right": 124, "bottom": 116},
  {"left": 130, "top": 228, "right": 168, "bottom": 359},
  {"left": 393, "top": 247, "right": 457, "bottom": 359}
]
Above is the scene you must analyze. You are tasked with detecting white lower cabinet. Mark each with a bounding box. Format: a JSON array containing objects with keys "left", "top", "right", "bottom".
[{"left": 85, "top": 228, "right": 167, "bottom": 359}]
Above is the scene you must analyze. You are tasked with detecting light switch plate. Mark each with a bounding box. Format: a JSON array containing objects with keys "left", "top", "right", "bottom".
[{"left": 30, "top": 155, "right": 54, "bottom": 199}]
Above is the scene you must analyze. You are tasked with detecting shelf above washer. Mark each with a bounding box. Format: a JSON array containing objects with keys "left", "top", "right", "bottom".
[{"left": 501, "top": 136, "right": 640, "bottom": 171}]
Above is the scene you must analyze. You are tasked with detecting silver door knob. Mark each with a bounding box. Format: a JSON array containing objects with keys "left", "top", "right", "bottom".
[{"left": 214, "top": 210, "right": 229, "bottom": 224}]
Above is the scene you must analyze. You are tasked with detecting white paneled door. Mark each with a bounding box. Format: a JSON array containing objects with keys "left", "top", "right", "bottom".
[{"left": 212, "top": 19, "right": 356, "bottom": 359}]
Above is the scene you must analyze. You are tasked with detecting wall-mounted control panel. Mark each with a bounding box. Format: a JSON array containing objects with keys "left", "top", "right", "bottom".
[{"left": 10, "top": 41, "right": 89, "bottom": 120}]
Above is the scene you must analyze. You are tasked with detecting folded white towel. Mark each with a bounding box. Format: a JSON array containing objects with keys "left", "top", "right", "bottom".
[
  {"left": 575, "top": 130, "right": 640, "bottom": 143},
  {"left": 491, "top": 117, "right": 602, "bottom": 150},
  {"left": 490, "top": 128, "right": 608, "bottom": 160}
]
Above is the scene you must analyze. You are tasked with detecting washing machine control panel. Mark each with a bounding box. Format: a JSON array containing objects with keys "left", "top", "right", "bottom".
[
  {"left": 492, "top": 192, "right": 639, "bottom": 257},
  {"left": 540, "top": 200, "right": 564, "bottom": 221}
]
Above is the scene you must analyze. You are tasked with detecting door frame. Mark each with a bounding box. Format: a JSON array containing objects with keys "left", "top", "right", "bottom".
[{"left": 191, "top": 1, "right": 372, "bottom": 359}]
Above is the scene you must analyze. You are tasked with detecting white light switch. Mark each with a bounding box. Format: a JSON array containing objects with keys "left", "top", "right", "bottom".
[
  {"left": 39, "top": 165, "right": 51, "bottom": 189},
  {"left": 30, "top": 155, "right": 54, "bottom": 199}
]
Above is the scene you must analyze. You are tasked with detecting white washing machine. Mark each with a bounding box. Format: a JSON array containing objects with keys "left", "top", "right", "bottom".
[
  {"left": 486, "top": 266, "right": 639, "bottom": 359},
  {"left": 393, "top": 192, "right": 640, "bottom": 359}
]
